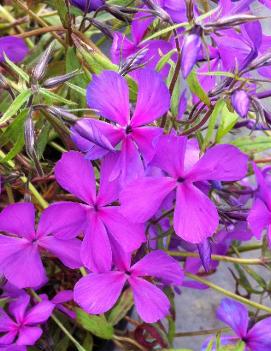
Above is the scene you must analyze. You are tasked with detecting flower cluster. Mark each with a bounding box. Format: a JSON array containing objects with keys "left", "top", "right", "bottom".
[{"left": 1, "top": 0, "right": 271, "bottom": 350}]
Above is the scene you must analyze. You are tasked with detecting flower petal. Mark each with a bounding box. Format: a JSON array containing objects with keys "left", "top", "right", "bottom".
[
  {"left": 129, "top": 276, "right": 170, "bottom": 323},
  {"left": 216, "top": 298, "right": 248, "bottom": 338},
  {"left": 8, "top": 295, "right": 30, "bottom": 324},
  {"left": 0, "top": 239, "right": 47, "bottom": 289},
  {"left": 130, "top": 250, "right": 183, "bottom": 285},
  {"left": 246, "top": 317, "right": 271, "bottom": 351},
  {"left": 81, "top": 216, "right": 112, "bottom": 272},
  {"left": 131, "top": 126, "right": 163, "bottom": 164},
  {"left": 120, "top": 176, "right": 176, "bottom": 223},
  {"left": 118, "top": 138, "right": 144, "bottom": 185},
  {"left": 37, "top": 202, "right": 86, "bottom": 239},
  {"left": 247, "top": 198, "right": 271, "bottom": 239},
  {"left": 74, "top": 272, "right": 126, "bottom": 314},
  {"left": 71, "top": 118, "right": 121, "bottom": 160},
  {"left": 99, "top": 207, "right": 145, "bottom": 252},
  {"left": 150, "top": 135, "right": 187, "bottom": 178},
  {"left": 39, "top": 235, "right": 82, "bottom": 269},
  {"left": 0, "top": 330, "right": 17, "bottom": 345},
  {"left": 24, "top": 301, "right": 54, "bottom": 325},
  {"left": 16, "top": 326, "right": 42, "bottom": 346},
  {"left": 54, "top": 151, "right": 96, "bottom": 204},
  {"left": 0, "top": 203, "right": 35, "bottom": 240},
  {"left": 174, "top": 184, "right": 219, "bottom": 243},
  {"left": 96, "top": 154, "right": 121, "bottom": 206},
  {"left": 0, "top": 36, "right": 28, "bottom": 63},
  {"left": 86, "top": 71, "right": 130, "bottom": 125},
  {"left": 0, "top": 308, "right": 16, "bottom": 332},
  {"left": 187, "top": 144, "right": 248, "bottom": 182},
  {"left": 131, "top": 69, "right": 170, "bottom": 127}
]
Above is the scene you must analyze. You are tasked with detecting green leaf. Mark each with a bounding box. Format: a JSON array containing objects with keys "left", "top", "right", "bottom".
[
  {"left": 0, "top": 135, "right": 25, "bottom": 163},
  {"left": 206, "top": 338, "right": 214, "bottom": 351},
  {"left": 77, "top": 45, "right": 117, "bottom": 74},
  {"left": 186, "top": 71, "right": 210, "bottom": 106},
  {"left": 47, "top": 0, "right": 68, "bottom": 26},
  {"left": 107, "top": 288, "right": 134, "bottom": 325},
  {"left": 197, "top": 71, "right": 235, "bottom": 78},
  {"left": 39, "top": 88, "right": 76, "bottom": 105},
  {"left": 65, "top": 82, "right": 86, "bottom": 96},
  {"left": 76, "top": 308, "right": 114, "bottom": 340},
  {"left": 231, "top": 135, "right": 271, "bottom": 154},
  {"left": 4, "top": 54, "right": 30, "bottom": 82},
  {"left": 216, "top": 105, "right": 238, "bottom": 142},
  {"left": 0, "top": 109, "right": 28, "bottom": 147},
  {"left": 66, "top": 47, "right": 88, "bottom": 106},
  {"left": 0, "top": 90, "right": 31, "bottom": 125},
  {"left": 36, "top": 121, "right": 51, "bottom": 159},
  {"left": 156, "top": 49, "right": 177, "bottom": 72},
  {"left": 202, "top": 99, "right": 225, "bottom": 150}
]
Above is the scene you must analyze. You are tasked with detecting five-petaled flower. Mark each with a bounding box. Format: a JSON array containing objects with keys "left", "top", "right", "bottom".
[{"left": 74, "top": 250, "right": 183, "bottom": 323}]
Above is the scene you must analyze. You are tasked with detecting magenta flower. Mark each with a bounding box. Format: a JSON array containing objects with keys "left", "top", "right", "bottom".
[
  {"left": 111, "top": 11, "right": 172, "bottom": 77},
  {"left": 248, "top": 164, "right": 271, "bottom": 243},
  {"left": 71, "top": 69, "right": 170, "bottom": 184},
  {"left": 74, "top": 250, "right": 183, "bottom": 323},
  {"left": 202, "top": 298, "right": 271, "bottom": 350},
  {"left": 120, "top": 135, "right": 248, "bottom": 243},
  {"left": 54, "top": 151, "right": 145, "bottom": 272},
  {"left": 0, "top": 202, "right": 83, "bottom": 288},
  {"left": 0, "top": 36, "right": 28, "bottom": 63},
  {"left": 0, "top": 294, "right": 54, "bottom": 347}
]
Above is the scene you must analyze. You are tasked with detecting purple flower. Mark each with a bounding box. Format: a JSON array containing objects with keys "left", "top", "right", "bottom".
[
  {"left": 231, "top": 90, "right": 250, "bottom": 118},
  {"left": 120, "top": 135, "right": 248, "bottom": 243},
  {"left": 0, "top": 36, "right": 28, "bottom": 63},
  {"left": 71, "top": 69, "right": 170, "bottom": 184},
  {"left": 0, "top": 294, "right": 54, "bottom": 347},
  {"left": 202, "top": 298, "right": 271, "bottom": 350},
  {"left": 54, "top": 151, "right": 145, "bottom": 272},
  {"left": 70, "top": 0, "right": 104, "bottom": 12},
  {"left": 248, "top": 164, "right": 271, "bottom": 244},
  {"left": 74, "top": 250, "right": 183, "bottom": 323},
  {"left": 0, "top": 202, "right": 83, "bottom": 288},
  {"left": 111, "top": 11, "right": 173, "bottom": 77}
]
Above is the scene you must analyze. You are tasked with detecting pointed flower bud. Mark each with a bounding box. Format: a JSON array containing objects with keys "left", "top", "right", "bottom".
[
  {"left": 43, "top": 70, "right": 80, "bottom": 89},
  {"left": 32, "top": 42, "right": 54, "bottom": 82},
  {"left": 45, "top": 106, "right": 79, "bottom": 122},
  {"left": 231, "top": 90, "right": 250, "bottom": 118},
  {"left": 24, "top": 112, "right": 35, "bottom": 159},
  {"left": 181, "top": 27, "right": 202, "bottom": 78}
]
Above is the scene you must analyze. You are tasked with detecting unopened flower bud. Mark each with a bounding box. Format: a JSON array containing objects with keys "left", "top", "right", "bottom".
[
  {"left": 32, "top": 42, "right": 54, "bottom": 82},
  {"left": 45, "top": 106, "right": 78, "bottom": 122},
  {"left": 231, "top": 90, "right": 250, "bottom": 118},
  {"left": 43, "top": 70, "right": 80, "bottom": 89},
  {"left": 24, "top": 113, "right": 35, "bottom": 158},
  {"left": 181, "top": 27, "right": 202, "bottom": 78}
]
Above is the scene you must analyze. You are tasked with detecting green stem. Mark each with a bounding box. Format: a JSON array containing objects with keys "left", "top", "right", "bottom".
[
  {"left": 168, "top": 250, "right": 269, "bottom": 265},
  {"left": 0, "top": 150, "right": 48, "bottom": 209},
  {"left": 175, "top": 327, "right": 230, "bottom": 337},
  {"left": 185, "top": 273, "right": 271, "bottom": 313},
  {"left": 13, "top": 0, "right": 66, "bottom": 46},
  {"left": 230, "top": 243, "right": 263, "bottom": 253},
  {"left": 30, "top": 290, "right": 87, "bottom": 351}
]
